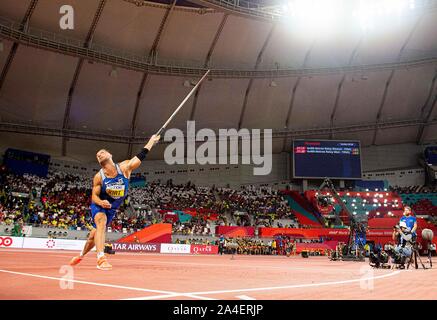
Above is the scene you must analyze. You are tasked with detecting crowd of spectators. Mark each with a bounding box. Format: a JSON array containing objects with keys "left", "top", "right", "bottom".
[
  {"left": 172, "top": 219, "right": 212, "bottom": 235},
  {"left": 1, "top": 169, "right": 299, "bottom": 233},
  {"left": 0, "top": 170, "right": 94, "bottom": 230},
  {"left": 130, "top": 180, "right": 299, "bottom": 228},
  {"left": 174, "top": 237, "right": 215, "bottom": 245},
  {"left": 130, "top": 180, "right": 224, "bottom": 213},
  {"left": 217, "top": 185, "right": 294, "bottom": 220},
  {"left": 390, "top": 185, "right": 437, "bottom": 194},
  {"left": 217, "top": 235, "right": 327, "bottom": 256}
]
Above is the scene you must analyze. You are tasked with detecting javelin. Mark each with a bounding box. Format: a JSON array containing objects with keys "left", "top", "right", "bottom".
[{"left": 155, "top": 69, "right": 211, "bottom": 137}]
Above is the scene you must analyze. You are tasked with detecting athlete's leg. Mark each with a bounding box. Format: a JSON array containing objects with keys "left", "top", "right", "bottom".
[
  {"left": 81, "top": 228, "right": 96, "bottom": 256},
  {"left": 94, "top": 212, "right": 107, "bottom": 257},
  {"left": 94, "top": 212, "right": 112, "bottom": 270},
  {"left": 69, "top": 229, "right": 96, "bottom": 266}
]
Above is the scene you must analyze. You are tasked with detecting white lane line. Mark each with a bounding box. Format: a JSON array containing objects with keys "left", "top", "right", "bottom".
[
  {"left": 123, "top": 294, "right": 181, "bottom": 300},
  {"left": 0, "top": 269, "right": 214, "bottom": 300},
  {"left": 0, "top": 269, "right": 178, "bottom": 296},
  {"left": 108, "top": 257, "right": 358, "bottom": 273},
  {"left": 128, "top": 270, "right": 401, "bottom": 300},
  {"left": 0, "top": 249, "right": 358, "bottom": 273},
  {"left": 236, "top": 295, "right": 256, "bottom": 300},
  {"left": 180, "top": 270, "right": 402, "bottom": 296},
  {"left": 123, "top": 294, "right": 217, "bottom": 301}
]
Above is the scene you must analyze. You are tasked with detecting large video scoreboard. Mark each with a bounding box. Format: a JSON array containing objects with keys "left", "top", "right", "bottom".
[{"left": 293, "top": 140, "right": 362, "bottom": 179}]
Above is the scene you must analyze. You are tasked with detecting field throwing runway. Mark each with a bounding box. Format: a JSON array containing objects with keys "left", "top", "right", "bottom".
[{"left": 0, "top": 249, "right": 436, "bottom": 300}]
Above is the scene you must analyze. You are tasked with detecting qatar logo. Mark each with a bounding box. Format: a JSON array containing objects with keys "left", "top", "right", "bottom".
[
  {"left": 0, "top": 237, "right": 13, "bottom": 247},
  {"left": 46, "top": 239, "right": 56, "bottom": 249},
  {"left": 190, "top": 244, "right": 218, "bottom": 255},
  {"left": 193, "top": 245, "right": 212, "bottom": 254}
]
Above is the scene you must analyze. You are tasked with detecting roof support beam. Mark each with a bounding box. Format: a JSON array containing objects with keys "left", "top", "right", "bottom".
[
  {"left": 127, "top": 0, "right": 177, "bottom": 158},
  {"left": 281, "top": 41, "right": 315, "bottom": 152},
  {"left": 61, "top": 0, "right": 107, "bottom": 156},
  {"left": 372, "top": 13, "right": 424, "bottom": 145},
  {"left": 189, "top": 13, "right": 228, "bottom": 122},
  {"left": 1, "top": 21, "right": 436, "bottom": 79},
  {"left": 238, "top": 23, "right": 276, "bottom": 129},
  {"left": 0, "top": 0, "right": 38, "bottom": 93},
  {"left": 329, "top": 36, "right": 363, "bottom": 139},
  {"left": 1, "top": 118, "right": 432, "bottom": 145},
  {"left": 417, "top": 81, "right": 437, "bottom": 144}
]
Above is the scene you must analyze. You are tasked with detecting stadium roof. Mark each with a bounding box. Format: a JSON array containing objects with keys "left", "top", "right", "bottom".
[{"left": 0, "top": 0, "right": 436, "bottom": 161}]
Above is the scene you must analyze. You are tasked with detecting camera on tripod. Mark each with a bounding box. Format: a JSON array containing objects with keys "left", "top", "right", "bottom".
[
  {"left": 316, "top": 194, "right": 334, "bottom": 207},
  {"left": 104, "top": 243, "right": 115, "bottom": 255},
  {"left": 369, "top": 250, "right": 390, "bottom": 268}
]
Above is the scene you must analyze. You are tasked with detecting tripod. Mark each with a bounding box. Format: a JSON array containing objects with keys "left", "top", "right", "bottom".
[{"left": 406, "top": 241, "right": 429, "bottom": 270}]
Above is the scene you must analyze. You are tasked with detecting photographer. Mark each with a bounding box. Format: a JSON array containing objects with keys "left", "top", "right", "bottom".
[
  {"left": 392, "top": 221, "right": 413, "bottom": 267},
  {"left": 399, "top": 206, "right": 417, "bottom": 236}
]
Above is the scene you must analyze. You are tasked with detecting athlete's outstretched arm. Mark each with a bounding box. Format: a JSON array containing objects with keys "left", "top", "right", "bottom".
[{"left": 121, "top": 134, "right": 160, "bottom": 177}]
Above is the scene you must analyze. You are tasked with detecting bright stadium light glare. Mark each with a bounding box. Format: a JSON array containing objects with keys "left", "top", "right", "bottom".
[
  {"left": 284, "top": 0, "right": 344, "bottom": 36},
  {"left": 410, "top": 0, "right": 416, "bottom": 9},
  {"left": 283, "top": 0, "right": 417, "bottom": 35}
]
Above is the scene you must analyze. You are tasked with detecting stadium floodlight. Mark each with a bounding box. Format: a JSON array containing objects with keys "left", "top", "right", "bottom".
[
  {"left": 410, "top": 0, "right": 415, "bottom": 9},
  {"left": 283, "top": 0, "right": 344, "bottom": 36}
]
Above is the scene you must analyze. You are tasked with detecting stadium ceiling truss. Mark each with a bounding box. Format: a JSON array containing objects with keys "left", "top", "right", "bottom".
[
  {"left": 127, "top": 0, "right": 178, "bottom": 158},
  {"left": 0, "top": 0, "right": 437, "bottom": 155},
  {"left": 238, "top": 23, "right": 276, "bottom": 130},
  {"left": 61, "top": 0, "right": 107, "bottom": 157},
  {"left": 371, "top": 11, "right": 426, "bottom": 145},
  {"left": 0, "top": 0, "right": 38, "bottom": 92},
  {"left": 0, "top": 118, "right": 434, "bottom": 145},
  {"left": 189, "top": 13, "right": 229, "bottom": 123},
  {"left": 180, "top": 0, "right": 437, "bottom": 22},
  {"left": 281, "top": 40, "right": 315, "bottom": 152}
]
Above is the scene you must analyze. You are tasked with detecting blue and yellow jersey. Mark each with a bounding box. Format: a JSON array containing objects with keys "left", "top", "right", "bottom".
[{"left": 96, "top": 163, "right": 129, "bottom": 210}]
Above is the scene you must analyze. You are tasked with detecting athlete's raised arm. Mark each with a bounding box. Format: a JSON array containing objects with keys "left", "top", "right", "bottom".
[{"left": 120, "top": 134, "right": 160, "bottom": 177}]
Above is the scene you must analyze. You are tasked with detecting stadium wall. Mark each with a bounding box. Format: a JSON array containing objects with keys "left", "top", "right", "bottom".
[
  {"left": 362, "top": 167, "right": 425, "bottom": 187},
  {"left": 45, "top": 153, "right": 289, "bottom": 188},
  {"left": 361, "top": 143, "right": 424, "bottom": 172},
  {"left": 1, "top": 142, "right": 427, "bottom": 188}
]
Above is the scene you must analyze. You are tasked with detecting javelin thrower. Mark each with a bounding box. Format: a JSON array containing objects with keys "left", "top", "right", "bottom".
[{"left": 69, "top": 70, "right": 210, "bottom": 270}]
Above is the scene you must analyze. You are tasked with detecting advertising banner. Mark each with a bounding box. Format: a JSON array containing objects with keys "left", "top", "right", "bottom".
[
  {"left": 160, "top": 243, "right": 191, "bottom": 254},
  {"left": 112, "top": 242, "right": 161, "bottom": 253},
  {"left": 258, "top": 227, "right": 349, "bottom": 240},
  {"left": 22, "top": 237, "right": 86, "bottom": 250},
  {"left": 215, "top": 226, "right": 256, "bottom": 237},
  {"left": 0, "top": 236, "right": 24, "bottom": 248},
  {"left": 190, "top": 244, "right": 218, "bottom": 255}
]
